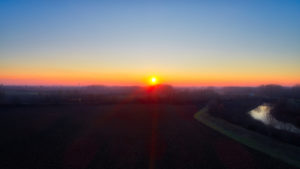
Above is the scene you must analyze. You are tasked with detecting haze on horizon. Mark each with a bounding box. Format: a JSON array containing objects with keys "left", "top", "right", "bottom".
[{"left": 1, "top": 0, "right": 300, "bottom": 87}]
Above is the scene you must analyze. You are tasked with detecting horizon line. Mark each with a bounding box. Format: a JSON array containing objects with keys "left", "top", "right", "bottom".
[{"left": 1, "top": 83, "right": 299, "bottom": 88}]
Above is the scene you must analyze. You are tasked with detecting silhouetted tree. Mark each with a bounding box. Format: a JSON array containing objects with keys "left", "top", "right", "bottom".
[{"left": 0, "top": 84, "right": 4, "bottom": 102}]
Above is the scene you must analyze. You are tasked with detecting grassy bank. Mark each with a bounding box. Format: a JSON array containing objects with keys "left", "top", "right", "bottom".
[{"left": 194, "top": 107, "right": 300, "bottom": 168}]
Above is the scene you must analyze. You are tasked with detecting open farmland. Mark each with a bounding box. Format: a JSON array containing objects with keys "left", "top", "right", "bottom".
[{"left": 0, "top": 104, "right": 297, "bottom": 169}]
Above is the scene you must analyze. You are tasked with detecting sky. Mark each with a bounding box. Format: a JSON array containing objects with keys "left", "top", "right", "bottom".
[{"left": 1, "top": 0, "right": 300, "bottom": 86}]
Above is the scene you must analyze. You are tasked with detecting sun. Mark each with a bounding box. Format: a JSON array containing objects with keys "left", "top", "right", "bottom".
[{"left": 149, "top": 76, "right": 158, "bottom": 85}]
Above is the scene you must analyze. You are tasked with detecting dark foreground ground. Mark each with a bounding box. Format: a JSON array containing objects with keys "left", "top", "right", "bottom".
[{"left": 0, "top": 104, "right": 297, "bottom": 169}]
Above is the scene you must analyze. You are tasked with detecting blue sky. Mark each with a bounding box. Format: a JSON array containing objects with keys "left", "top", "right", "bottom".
[{"left": 0, "top": 0, "right": 300, "bottom": 86}]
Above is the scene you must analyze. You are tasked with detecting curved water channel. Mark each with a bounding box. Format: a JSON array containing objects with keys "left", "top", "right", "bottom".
[{"left": 249, "top": 104, "right": 300, "bottom": 134}]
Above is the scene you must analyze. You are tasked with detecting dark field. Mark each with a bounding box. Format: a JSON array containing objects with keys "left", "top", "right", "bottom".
[{"left": 0, "top": 104, "right": 297, "bottom": 169}]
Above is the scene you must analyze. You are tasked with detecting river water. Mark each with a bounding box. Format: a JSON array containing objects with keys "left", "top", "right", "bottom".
[{"left": 249, "top": 104, "right": 300, "bottom": 134}]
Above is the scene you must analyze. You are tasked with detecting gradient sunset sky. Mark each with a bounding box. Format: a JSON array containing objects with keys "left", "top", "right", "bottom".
[{"left": 1, "top": 0, "right": 300, "bottom": 86}]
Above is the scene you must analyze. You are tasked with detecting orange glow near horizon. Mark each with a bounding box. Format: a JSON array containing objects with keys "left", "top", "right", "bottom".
[
  {"left": 0, "top": 71, "right": 299, "bottom": 87},
  {"left": 0, "top": 65, "right": 299, "bottom": 87}
]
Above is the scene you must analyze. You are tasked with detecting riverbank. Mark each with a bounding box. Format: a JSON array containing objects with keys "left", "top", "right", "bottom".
[{"left": 194, "top": 107, "right": 300, "bottom": 168}]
